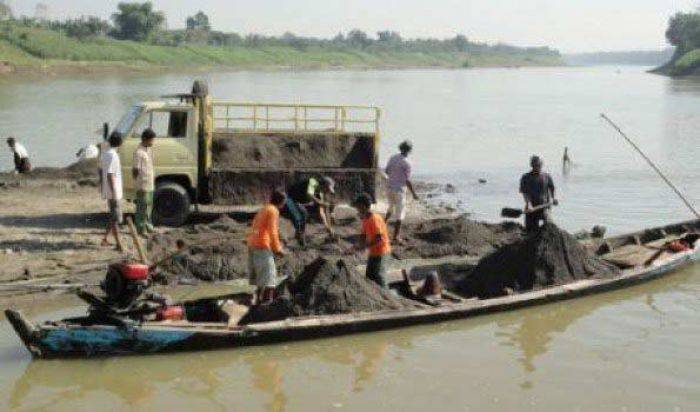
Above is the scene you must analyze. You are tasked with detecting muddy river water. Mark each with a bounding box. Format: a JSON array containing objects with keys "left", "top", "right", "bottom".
[{"left": 1, "top": 67, "right": 699, "bottom": 410}]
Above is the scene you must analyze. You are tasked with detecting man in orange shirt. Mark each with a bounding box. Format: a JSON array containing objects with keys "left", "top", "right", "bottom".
[
  {"left": 247, "top": 190, "right": 288, "bottom": 304},
  {"left": 351, "top": 193, "right": 392, "bottom": 288}
]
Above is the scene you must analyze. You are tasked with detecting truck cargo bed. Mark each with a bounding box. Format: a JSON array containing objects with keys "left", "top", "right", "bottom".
[{"left": 209, "top": 130, "right": 378, "bottom": 205}]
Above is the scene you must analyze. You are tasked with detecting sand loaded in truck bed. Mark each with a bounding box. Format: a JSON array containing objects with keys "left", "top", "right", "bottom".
[{"left": 209, "top": 131, "right": 378, "bottom": 204}]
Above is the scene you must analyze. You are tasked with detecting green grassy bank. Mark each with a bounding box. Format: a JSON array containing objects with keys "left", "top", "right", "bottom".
[
  {"left": 0, "top": 24, "right": 563, "bottom": 75},
  {"left": 652, "top": 48, "right": 700, "bottom": 76}
]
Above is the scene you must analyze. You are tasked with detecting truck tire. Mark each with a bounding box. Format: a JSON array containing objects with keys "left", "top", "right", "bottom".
[{"left": 153, "top": 182, "right": 191, "bottom": 227}]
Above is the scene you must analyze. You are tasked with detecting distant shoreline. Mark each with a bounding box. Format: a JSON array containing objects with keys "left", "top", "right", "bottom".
[
  {"left": 0, "top": 58, "right": 567, "bottom": 79},
  {"left": 0, "top": 23, "right": 564, "bottom": 78}
]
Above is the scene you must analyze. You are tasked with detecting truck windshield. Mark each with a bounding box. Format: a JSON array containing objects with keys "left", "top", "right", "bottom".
[{"left": 114, "top": 106, "right": 143, "bottom": 136}]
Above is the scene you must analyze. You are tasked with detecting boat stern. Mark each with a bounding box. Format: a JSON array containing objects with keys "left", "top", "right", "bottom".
[{"left": 4, "top": 309, "right": 45, "bottom": 358}]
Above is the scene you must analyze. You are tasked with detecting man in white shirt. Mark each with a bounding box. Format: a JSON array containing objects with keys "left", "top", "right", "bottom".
[
  {"left": 384, "top": 140, "right": 419, "bottom": 243},
  {"left": 133, "top": 128, "right": 156, "bottom": 235},
  {"left": 100, "top": 132, "right": 125, "bottom": 252},
  {"left": 6, "top": 137, "right": 31, "bottom": 174}
]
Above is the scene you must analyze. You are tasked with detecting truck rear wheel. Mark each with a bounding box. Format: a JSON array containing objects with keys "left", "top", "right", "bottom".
[{"left": 153, "top": 182, "right": 191, "bottom": 227}]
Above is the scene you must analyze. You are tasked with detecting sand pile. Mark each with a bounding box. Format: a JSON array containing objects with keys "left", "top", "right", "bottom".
[
  {"left": 398, "top": 215, "right": 523, "bottom": 258},
  {"left": 149, "top": 215, "right": 363, "bottom": 282},
  {"left": 459, "top": 223, "right": 619, "bottom": 298},
  {"left": 212, "top": 132, "right": 375, "bottom": 169},
  {"left": 241, "top": 257, "right": 420, "bottom": 324},
  {"left": 289, "top": 258, "right": 418, "bottom": 315}
]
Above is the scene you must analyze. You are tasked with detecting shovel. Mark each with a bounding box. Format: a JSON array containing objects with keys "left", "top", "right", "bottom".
[{"left": 501, "top": 202, "right": 554, "bottom": 219}]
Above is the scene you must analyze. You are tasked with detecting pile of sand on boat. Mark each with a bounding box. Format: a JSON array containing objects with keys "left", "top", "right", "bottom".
[
  {"left": 242, "top": 222, "right": 619, "bottom": 323},
  {"left": 457, "top": 222, "right": 619, "bottom": 299},
  {"left": 148, "top": 214, "right": 523, "bottom": 282},
  {"left": 240, "top": 258, "right": 422, "bottom": 324}
]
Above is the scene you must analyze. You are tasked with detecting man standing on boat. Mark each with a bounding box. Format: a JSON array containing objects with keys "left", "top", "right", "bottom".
[
  {"left": 385, "top": 140, "right": 419, "bottom": 244},
  {"left": 351, "top": 193, "right": 392, "bottom": 288},
  {"left": 247, "top": 190, "right": 288, "bottom": 304},
  {"left": 520, "top": 155, "right": 558, "bottom": 232}
]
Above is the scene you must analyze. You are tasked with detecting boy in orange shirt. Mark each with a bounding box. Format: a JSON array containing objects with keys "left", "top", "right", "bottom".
[
  {"left": 247, "top": 190, "right": 288, "bottom": 304},
  {"left": 351, "top": 193, "right": 392, "bottom": 288}
]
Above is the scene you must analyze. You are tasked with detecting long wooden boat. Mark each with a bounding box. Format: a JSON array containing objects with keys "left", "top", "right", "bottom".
[{"left": 6, "top": 219, "right": 700, "bottom": 359}]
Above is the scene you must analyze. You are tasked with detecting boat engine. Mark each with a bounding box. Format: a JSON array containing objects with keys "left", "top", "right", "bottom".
[{"left": 101, "top": 262, "right": 150, "bottom": 308}]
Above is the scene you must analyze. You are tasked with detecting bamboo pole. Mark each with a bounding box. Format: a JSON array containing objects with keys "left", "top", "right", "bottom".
[{"left": 601, "top": 114, "right": 700, "bottom": 219}]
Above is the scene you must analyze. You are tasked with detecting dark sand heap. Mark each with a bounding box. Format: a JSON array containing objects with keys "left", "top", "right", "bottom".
[
  {"left": 398, "top": 215, "right": 523, "bottom": 259},
  {"left": 212, "top": 133, "right": 375, "bottom": 169},
  {"left": 149, "top": 215, "right": 364, "bottom": 282},
  {"left": 149, "top": 213, "right": 523, "bottom": 283},
  {"left": 241, "top": 257, "right": 420, "bottom": 324},
  {"left": 459, "top": 223, "right": 619, "bottom": 299},
  {"left": 289, "top": 258, "right": 418, "bottom": 315}
]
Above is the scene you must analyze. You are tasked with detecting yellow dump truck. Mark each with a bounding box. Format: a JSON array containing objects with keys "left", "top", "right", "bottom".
[{"left": 113, "top": 81, "right": 381, "bottom": 226}]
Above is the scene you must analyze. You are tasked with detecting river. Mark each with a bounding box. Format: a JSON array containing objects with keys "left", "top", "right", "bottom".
[{"left": 0, "top": 66, "right": 699, "bottom": 410}]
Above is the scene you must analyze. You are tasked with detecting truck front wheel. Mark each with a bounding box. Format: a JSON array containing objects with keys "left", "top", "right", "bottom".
[{"left": 153, "top": 182, "right": 191, "bottom": 227}]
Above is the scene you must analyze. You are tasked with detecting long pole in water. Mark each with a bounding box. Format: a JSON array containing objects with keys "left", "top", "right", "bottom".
[{"left": 600, "top": 113, "right": 700, "bottom": 219}]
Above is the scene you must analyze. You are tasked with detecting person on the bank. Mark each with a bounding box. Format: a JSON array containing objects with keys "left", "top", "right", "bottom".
[
  {"left": 385, "top": 140, "right": 419, "bottom": 244},
  {"left": 284, "top": 176, "right": 336, "bottom": 245},
  {"left": 6, "top": 137, "right": 31, "bottom": 174},
  {"left": 101, "top": 132, "right": 125, "bottom": 252},
  {"left": 247, "top": 190, "right": 288, "bottom": 305},
  {"left": 351, "top": 193, "right": 392, "bottom": 288},
  {"left": 133, "top": 128, "right": 156, "bottom": 235},
  {"left": 520, "top": 155, "right": 558, "bottom": 232}
]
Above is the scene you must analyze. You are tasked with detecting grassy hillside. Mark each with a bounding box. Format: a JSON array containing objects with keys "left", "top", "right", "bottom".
[{"left": 0, "top": 24, "right": 563, "bottom": 74}]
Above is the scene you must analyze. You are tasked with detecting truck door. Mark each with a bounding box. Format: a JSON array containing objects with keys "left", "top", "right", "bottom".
[{"left": 125, "top": 108, "right": 198, "bottom": 193}]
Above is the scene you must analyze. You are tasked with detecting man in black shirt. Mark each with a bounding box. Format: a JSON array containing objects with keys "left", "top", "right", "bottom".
[
  {"left": 283, "top": 176, "right": 336, "bottom": 245},
  {"left": 519, "top": 155, "right": 558, "bottom": 232}
]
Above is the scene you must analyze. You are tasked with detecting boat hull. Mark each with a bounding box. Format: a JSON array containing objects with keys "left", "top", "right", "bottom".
[{"left": 6, "top": 221, "right": 700, "bottom": 359}]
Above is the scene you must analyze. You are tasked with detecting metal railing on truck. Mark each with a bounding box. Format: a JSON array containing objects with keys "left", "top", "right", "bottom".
[{"left": 211, "top": 102, "right": 381, "bottom": 134}]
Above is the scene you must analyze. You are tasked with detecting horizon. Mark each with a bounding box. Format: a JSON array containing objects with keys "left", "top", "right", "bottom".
[{"left": 4, "top": 0, "right": 698, "bottom": 53}]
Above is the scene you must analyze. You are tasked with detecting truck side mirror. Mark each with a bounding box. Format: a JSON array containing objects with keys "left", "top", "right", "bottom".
[{"left": 103, "top": 122, "right": 109, "bottom": 140}]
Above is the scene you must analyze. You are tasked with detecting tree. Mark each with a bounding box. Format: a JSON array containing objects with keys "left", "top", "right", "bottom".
[
  {"left": 0, "top": 1, "right": 12, "bottom": 21},
  {"left": 449, "top": 34, "right": 469, "bottom": 52},
  {"left": 186, "top": 11, "right": 210, "bottom": 31},
  {"left": 665, "top": 12, "right": 700, "bottom": 52},
  {"left": 282, "top": 32, "right": 309, "bottom": 51},
  {"left": 332, "top": 32, "right": 345, "bottom": 43},
  {"left": 377, "top": 30, "right": 402, "bottom": 43},
  {"left": 61, "top": 17, "right": 111, "bottom": 40},
  {"left": 111, "top": 2, "right": 165, "bottom": 42},
  {"left": 347, "top": 29, "right": 371, "bottom": 48}
]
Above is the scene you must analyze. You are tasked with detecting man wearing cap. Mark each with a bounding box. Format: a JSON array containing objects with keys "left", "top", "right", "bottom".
[
  {"left": 283, "top": 176, "right": 336, "bottom": 245},
  {"left": 385, "top": 140, "right": 419, "bottom": 244},
  {"left": 520, "top": 155, "right": 558, "bottom": 232},
  {"left": 351, "top": 193, "right": 392, "bottom": 288}
]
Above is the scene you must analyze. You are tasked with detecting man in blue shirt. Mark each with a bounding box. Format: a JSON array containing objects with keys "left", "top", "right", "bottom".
[{"left": 519, "top": 155, "right": 558, "bottom": 232}]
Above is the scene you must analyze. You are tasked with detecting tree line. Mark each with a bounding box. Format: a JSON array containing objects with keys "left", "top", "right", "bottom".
[{"left": 3, "top": 1, "right": 558, "bottom": 56}]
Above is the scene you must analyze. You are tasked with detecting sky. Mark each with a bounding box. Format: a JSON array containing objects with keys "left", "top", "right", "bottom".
[{"left": 6, "top": 0, "right": 700, "bottom": 53}]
